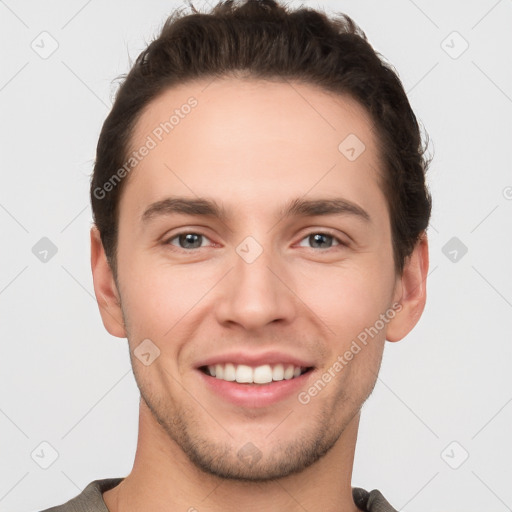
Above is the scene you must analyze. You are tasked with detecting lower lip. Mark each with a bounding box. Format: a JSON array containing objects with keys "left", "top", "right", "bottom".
[{"left": 197, "top": 369, "right": 314, "bottom": 408}]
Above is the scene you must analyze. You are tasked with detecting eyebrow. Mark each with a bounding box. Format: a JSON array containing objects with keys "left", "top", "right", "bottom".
[{"left": 141, "top": 196, "right": 371, "bottom": 224}]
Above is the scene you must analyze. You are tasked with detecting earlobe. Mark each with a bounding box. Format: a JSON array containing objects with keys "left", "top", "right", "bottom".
[
  {"left": 90, "top": 226, "right": 127, "bottom": 338},
  {"left": 386, "top": 232, "right": 429, "bottom": 342}
]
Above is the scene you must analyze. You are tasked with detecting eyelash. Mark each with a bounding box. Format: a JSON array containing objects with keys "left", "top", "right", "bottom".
[{"left": 164, "top": 231, "right": 347, "bottom": 252}]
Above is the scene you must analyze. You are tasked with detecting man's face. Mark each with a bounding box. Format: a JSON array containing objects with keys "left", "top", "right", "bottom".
[{"left": 113, "top": 78, "right": 402, "bottom": 480}]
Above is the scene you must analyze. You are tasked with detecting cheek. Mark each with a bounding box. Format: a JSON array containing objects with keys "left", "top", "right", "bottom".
[
  {"left": 118, "top": 257, "right": 217, "bottom": 336},
  {"left": 295, "top": 261, "right": 394, "bottom": 337}
]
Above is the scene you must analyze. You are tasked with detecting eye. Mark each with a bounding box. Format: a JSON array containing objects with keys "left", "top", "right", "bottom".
[
  {"left": 297, "top": 232, "right": 344, "bottom": 250},
  {"left": 166, "top": 232, "right": 212, "bottom": 250},
  {"left": 164, "top": 231, "right": 345, "bottom": 251}
]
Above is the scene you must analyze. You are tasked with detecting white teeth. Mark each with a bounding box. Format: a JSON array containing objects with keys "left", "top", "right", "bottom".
[
  {"left": 224, "top": 363, "right": 236, "bottom": 381},
  {"left": 284, "top": 364, "right": 295, "bottom": 380},
  {"left": 272, "top": 363, "right": 284, "bottom": 381},
  {"left": 253, "top": 364, "right": 273, "bottom": 384},
  {"left": 236, "top": 364, "right": 253, "bottom": 383},
  {"left": 205, "top": 362, "right": 308, "bottom": 384}
]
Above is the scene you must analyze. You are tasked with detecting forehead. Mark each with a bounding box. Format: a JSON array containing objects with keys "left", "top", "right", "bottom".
[{"left": 122, "top": 77, "right": 385, "bottom": 219}]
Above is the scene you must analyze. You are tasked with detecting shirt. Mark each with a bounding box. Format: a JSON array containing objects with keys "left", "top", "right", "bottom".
[{"left": 39, "top": 478, "right": 398, "bottom": 512}]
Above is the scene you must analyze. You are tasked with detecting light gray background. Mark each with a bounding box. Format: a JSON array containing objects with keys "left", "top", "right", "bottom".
[{"left": 1, "top": 0, "right": 511, "bottom": 510}]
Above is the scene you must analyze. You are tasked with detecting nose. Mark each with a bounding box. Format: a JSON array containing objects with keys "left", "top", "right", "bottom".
[{"left": 214, "top": 243, "right": 297, "bottom": 331}]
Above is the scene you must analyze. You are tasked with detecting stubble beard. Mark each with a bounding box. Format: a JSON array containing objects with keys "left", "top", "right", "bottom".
[
  {"left": 136, "top": 373, "right": 365, "bottom": 482},
  {"left": 121, "top": 301, "right": 380, "bottom": 483}
]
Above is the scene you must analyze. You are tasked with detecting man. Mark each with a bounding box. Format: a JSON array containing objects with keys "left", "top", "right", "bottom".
[{"left": 42, "top": 0, "right": 431, "bottom": 510}]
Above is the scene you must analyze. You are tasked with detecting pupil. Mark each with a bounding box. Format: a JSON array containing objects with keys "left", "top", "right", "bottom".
[
  {"left": 311, "top": 233, "right": 331, "bottom": 248},
  {"left": 181, "top": 233, "right": 201, "bottom": 248}
]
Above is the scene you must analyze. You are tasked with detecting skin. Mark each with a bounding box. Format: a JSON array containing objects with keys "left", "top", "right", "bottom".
[{"left": 91, "top": 78, "right": 429, "bottom": 512}]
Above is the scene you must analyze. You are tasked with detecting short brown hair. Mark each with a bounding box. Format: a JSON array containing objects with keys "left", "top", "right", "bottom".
[{"left": 91, "top": 0, "right": 432, "bottom": 276}]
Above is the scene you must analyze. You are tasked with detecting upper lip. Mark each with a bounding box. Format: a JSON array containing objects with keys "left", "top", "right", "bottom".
[{"left": 195, "top": 351, "right": 316, "bottom": 369}]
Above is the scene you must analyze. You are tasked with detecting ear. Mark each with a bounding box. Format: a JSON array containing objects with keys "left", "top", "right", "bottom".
[
  {"left": 90, "top": 225, "right": 126, "bottom": 338},
  {"left": 386, "top": 232, "right": 429, "bottom": 342}
]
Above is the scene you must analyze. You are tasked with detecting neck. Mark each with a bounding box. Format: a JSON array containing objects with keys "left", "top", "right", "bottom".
[{"left": 103, "top": 400, "right": 362, "bottom": 512}]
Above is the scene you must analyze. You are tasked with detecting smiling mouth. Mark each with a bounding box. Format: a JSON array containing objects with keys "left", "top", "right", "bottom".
[{"left": 199, "top": 363, "right": 314, "bottom": 385}]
